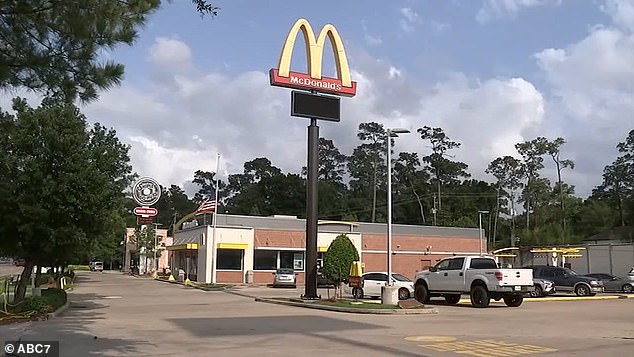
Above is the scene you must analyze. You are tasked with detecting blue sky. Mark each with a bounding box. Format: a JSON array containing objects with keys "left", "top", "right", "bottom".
[
  {"left": 62, "top": 0, "right": 633, "bottom": 198},
  {"left": 115, "top": 0, "right": 605, "bottom": 86}
]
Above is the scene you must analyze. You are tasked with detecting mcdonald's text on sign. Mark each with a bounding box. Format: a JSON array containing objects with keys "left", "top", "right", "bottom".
[
  {"left": 133, "top": 207, "right": 158, "bottom": 217},
  {"left": 269, "top": 18, "right": 357, "bottom": 97}
]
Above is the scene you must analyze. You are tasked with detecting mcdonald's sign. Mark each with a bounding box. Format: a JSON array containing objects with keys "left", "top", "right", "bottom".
[{"left": 270, "top": 18, "right": 357, "bottom": 97}]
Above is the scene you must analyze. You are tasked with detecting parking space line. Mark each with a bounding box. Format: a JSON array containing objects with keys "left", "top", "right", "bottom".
[{"left": 406, "top": 336, "right": 557, "bottom": 356}]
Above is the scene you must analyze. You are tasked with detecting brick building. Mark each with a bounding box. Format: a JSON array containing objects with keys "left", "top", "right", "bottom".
[{"left": 169, "top": 214, "right": 483, "bottom": 284}]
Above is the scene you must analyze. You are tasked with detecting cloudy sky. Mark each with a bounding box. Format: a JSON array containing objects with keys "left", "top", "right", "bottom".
[{"left": 8, "top": 0, "right": 634, "bottom": 197}]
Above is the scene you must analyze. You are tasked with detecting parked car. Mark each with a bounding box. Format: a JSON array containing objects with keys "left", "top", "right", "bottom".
[
  {"left": 414, "top": 256, "right": 534, "bottom": 308},
  {"left": 90, "top": 261, "right": 103, "bottom": 272},
  {"left": 525, "top": 265, "right": 603, "bottom": 296},
  {"left": 530, "top": 278, "right": 555, "bottom": 297},
  {"left": 272, "top": 268, "right": 297, "bottom": 288},
  {"left": 350, "top": 272, "right": 414, "bottom": 300},
  {"left": 627, "top": 267, "right": 634, "bottom": 282},
  {"left": 584, "top": 273, "right": 633, "bottom": 293}
]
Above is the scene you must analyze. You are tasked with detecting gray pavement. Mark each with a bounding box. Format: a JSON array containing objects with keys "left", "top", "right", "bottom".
[{"left": 1, "top": 271, "right": 633, "bottom": 356}]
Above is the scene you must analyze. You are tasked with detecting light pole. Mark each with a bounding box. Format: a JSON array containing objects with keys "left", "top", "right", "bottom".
[
  {"left": 152, "top": 223, "right": 160, "bottom": 278},
  {"left": 386, "top": 128, "right": 410, "bottom": 286},
  {"left": 478, "top": 210, "right": 490, "bottom": 255}
]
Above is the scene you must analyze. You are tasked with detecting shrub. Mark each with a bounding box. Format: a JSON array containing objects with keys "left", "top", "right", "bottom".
[
  {"left": 323, "top": 234, "right": 359, "bottom": 299},
  {"left": 41, "top": 288, "right": 67, "bottom": 309},
  {"left": 21, "top": 296, "right": 52, "bottom": 314},
  {"left": 67, "top": 264, "right": 90, "bottom": 271}
]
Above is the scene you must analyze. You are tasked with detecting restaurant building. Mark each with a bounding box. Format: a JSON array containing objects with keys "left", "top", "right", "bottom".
[{"left": 169, "top": 214, "right": 483, "bottom": 284}]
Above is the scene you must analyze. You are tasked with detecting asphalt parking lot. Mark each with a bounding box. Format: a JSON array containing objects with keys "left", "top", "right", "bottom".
[{"left": 1, "top": 271, "right": 632, "bottom": 356}]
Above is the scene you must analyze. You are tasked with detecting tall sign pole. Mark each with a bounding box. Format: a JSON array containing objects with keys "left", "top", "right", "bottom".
[
  {"left": 270, "top": 19, "right": 357, "bottom": 299},
  {"left": 131, "top": 177, "right": 161, "bottom": 275}
]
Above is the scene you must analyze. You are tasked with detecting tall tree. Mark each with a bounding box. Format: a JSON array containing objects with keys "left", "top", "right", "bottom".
[
  {"left": 486, "top": 156, "right": 524, "bottom": 246},
  {"left": 417, "top": 126, "right": 469, "bottom": 214},
  {"left": 515, "top": 137, "right": 547, "bottom": 235},
  {"left": 0, "top": 0, "right": 218, "bottom": 102},
  {"left": 536, "top": 137, "right": 575, "bottom": 234},
  {"left": 347, "top": 122, "right": 389, "bottom": 222},
  {"left": 0, "top": 98, "right": 133, "bottom": 301},
  {"left": 393, "top": 152, "right": 429, "bottom": 224},
  {"left": 192, "top": 170, "right": 226, "bottom": 204}
]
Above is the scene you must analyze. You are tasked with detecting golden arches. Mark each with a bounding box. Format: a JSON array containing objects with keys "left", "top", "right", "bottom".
[{"left": 277, "top": 18, "right": 352, "bottom": 87}]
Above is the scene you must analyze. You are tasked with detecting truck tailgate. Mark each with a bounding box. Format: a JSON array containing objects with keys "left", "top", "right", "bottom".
[{"left": 498, "top": 269, "right": 533, "bottom": 286}]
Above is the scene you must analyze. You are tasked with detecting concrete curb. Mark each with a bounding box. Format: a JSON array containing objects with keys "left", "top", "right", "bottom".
[
  {"left": 224, "top": 289, "right": 259, "bottom": 299},
  {"left": 457, "top": 294, "right": 631, "bottom": 304},
  {"left": 254, "top": 297, "right": 439, "bottom": 315},
  {"left": 154, "top": 278, "right": 233, "bottom": 292},
  {"left": 45, "top": 300, "right": 69, "bottom": 320}
]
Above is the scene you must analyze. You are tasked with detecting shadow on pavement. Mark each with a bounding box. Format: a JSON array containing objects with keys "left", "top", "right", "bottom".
[
  {"left": 167, "top": 315, "right": 429, "bottom": 356},
  {"left": 1, "top": 291, "right": 151, "bottom": 356}
]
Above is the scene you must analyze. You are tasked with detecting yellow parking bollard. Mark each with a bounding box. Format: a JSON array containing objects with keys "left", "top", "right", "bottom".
[
  {"left": 168, "top": 275, "right": 175, "bottom": 282},
  {"left": 184, "top": 278, "right": 191, "bottom": 286}
]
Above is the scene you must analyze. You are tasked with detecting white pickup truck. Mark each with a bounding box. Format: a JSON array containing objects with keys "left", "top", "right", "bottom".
[{"left": 414, "top": 255, "right": 534, "bottom": 308}]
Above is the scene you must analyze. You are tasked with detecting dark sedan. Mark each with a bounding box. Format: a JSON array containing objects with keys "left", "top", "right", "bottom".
[{"left": 584, "top": 273, "right": 633, "bottom": 293}]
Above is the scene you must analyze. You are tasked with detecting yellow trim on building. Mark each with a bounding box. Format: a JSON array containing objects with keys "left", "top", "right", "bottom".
[
  {"left": 493, "top": 247, "right": 519, "bottom": 254},
  {"left": 317, "top": 220, "right": 358, "bottom": 227},
  {"left": 318, "top": 246, "right": 328, "bottom": 253},
  {"left": 217, "top": 243, "right": 249, "bottom": 250},
  {"left": 167, "top": 243, "right": 198, "bottom": 251}
]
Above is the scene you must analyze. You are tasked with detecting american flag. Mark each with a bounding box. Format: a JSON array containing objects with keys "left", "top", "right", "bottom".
[{"left": 196, "top": 199, "right": 217, "bottom": 213}]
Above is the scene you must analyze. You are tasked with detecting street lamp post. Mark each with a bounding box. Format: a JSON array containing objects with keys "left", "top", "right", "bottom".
[
  {"left": 386, "top": 128, "right": 410, "bottom": 286},
  {"left": 478, "top": 210, "right": 490, "bottom": 255}
]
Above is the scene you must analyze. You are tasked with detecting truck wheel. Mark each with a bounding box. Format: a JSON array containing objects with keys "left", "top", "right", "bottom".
[
  {"left": 470, "top": 285, "right": 490, "bottom": 308},
  {"left": 503, "top": 294, "right": 523, "bottom": 307},
  {"left": 414, "top": 284, "right": 429, "bottom": 304},
  {"left": 444, "top": 294, "right": 461, "bottom": 305},
  {"left": 352, "top": 287, "right": 364, "bottom": 299},
  {"left": 575, "top": 284, "right": 590, "bottom": 296}
]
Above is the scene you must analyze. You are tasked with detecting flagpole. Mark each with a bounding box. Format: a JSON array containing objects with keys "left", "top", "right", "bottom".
[{"left": 211, "top": 153, "right": 220, "bottom": 285}]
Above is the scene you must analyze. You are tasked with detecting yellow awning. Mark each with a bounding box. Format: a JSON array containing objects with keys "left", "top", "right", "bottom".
[
  {"left": 493, "top": 247, "right": 519, "bottom": 254},
  {"left": 318, "top": 246, "right": 328, "bottom": 253},
  {"left": 218, "top": 243, "right": 249, "bottom": 250},
  {"left": 167, "top": 243, "right": 198, "bottom": 251}
]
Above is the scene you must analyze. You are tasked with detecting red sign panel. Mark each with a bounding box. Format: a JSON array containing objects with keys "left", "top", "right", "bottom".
[
  {"left": 269, "top": 69, "right": 357, "bottom": 97},
  {"left": 137, "top": 217, "right": 154, "bottom": 224},
  {"left": 133, "top": 207, "right": 158, "bottom": 217}
]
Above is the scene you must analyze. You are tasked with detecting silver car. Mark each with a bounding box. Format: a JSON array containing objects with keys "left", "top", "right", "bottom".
[
  {"left": 530, "top": 278, "right": 555, "bottom": 297},
  {"left": 272, "top": 268, "right": 296, "bottom": 288}
]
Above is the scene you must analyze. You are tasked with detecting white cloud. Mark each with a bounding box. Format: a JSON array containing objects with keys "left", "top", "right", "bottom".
[
  {"left": 147, "top": 37, "right": 192, "bottom": 69},
  {"left": 532, "top": 2, "right": 634, "bottom": 195},
  {"left": 476, "top": 0, "right": 562, "bottom": 24},
  {"left": 601, "top": 0, "right": 634, "bottom": 32},
  {"left": 364, "top": 34, "right": 383, "bottom": 46},
  {"left": 399, "top": 7, "right": 421, "bottom": 32}
]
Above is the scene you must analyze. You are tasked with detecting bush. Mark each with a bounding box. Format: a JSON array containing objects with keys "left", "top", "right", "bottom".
[
  {"left": 67, "top": 264, "right": 90, "bottom": 271},
  {"left": 20, "top": 296, "right": 52, "bottom": 314},
  {"left": 323, "top": 234, "right": 360, "bottom": 299},
  {"left": 41, "top": 288, "right": 67, "bottom": 310}
]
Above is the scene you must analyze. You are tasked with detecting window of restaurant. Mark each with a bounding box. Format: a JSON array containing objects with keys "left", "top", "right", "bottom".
[
  {"left": 216, "top": 249, "right": 243, "bottom": 270},
  {"left": 253, "top": 250, "right": 304, "bottom": 271},
  {"left": 254, "top": 250, "right": 277, "bottom": 270}
]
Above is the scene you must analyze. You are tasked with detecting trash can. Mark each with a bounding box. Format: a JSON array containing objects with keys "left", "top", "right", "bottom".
[{"left": 246, "top": 270, "right": 254, "bottom": 284}]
